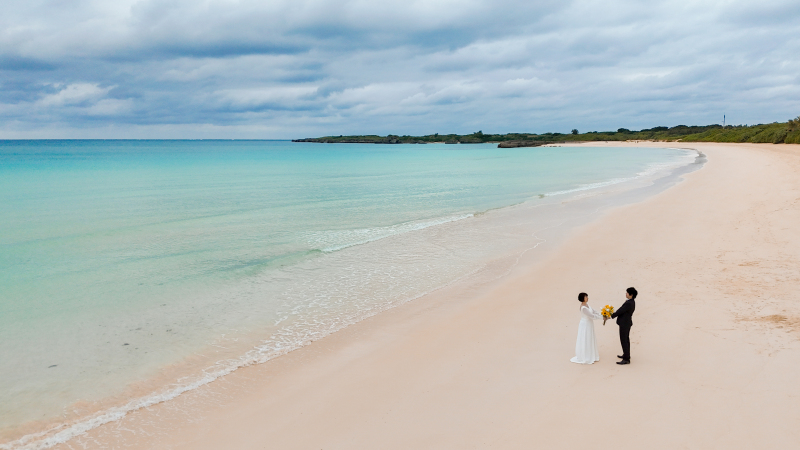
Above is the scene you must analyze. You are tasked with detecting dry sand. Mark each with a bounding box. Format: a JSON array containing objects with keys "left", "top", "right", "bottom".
[{"left": 60, "top": 142, "right": 800, "bottom": 449}]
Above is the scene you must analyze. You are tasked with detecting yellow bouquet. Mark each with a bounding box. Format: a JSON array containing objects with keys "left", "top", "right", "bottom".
[{"left": 601, "top": 305, "right": 614, "bottom": 320}]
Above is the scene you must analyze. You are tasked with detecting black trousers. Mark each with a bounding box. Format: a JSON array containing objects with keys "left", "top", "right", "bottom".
[{"left": 619, "top": 325, "right": 631, "bottom": 361}]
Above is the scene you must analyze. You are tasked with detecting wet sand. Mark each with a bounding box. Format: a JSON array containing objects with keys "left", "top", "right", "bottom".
[{"left": 59, "top": 142, "right": 800, "bottom": 449}]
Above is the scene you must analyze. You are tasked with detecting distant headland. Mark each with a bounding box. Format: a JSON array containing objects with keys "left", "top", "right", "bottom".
[{"left": 293, "top": 117, "right": 800, "bottom": 147}]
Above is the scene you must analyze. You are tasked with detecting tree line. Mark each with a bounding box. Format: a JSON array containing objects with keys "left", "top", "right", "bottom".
[{"left": 292, "top": 116, "right": 800, "bottom": 145}]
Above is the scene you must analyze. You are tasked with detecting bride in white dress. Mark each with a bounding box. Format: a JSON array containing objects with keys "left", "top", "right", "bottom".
[{"left": 570, "top": 292, "right": 606, "bottom": 364}]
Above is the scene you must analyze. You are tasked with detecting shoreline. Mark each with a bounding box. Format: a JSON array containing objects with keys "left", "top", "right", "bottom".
[
  {"left": 10, "top": 143, "right": 800, "bottom": 448},
  {"left": 2, "top": 146, "right": 697, "bottom": 449}
]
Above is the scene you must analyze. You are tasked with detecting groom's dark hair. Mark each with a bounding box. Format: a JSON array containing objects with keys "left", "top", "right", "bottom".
[
  {"left": 578, "top": 292, "right": 588, "bottom": 302},
  {"left": 626, "top": 287, "right": 638, "bottom": 299}
]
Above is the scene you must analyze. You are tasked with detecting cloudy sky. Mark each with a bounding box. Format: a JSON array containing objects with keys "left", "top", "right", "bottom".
[{"left": 1, "top": 0, "right": 798, "bottom": 138}]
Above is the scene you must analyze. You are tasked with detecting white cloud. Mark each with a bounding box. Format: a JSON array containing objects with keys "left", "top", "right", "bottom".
[
  {"left": 217, "top": 86, "right": 319, "bottom": 108},
  {"left": 38, "top": 83, "right": 112, "bottom": 107},
  {"left": 86, "top": 98, "right": 133, "bottom": 116}
]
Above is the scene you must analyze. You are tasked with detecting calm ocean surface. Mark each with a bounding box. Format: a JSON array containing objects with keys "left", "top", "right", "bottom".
[{"left": 0, "top": 140, "right": 695, "bottom": 447}]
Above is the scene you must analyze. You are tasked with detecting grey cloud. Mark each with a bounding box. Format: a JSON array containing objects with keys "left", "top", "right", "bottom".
[
  {"left": 721, "top": 0, "right": 800, "bottom": 26},
  {"left": 0, "top": 55, "right": 57, "bottom": 71},
  {"left": 2, "top": 0, "right": 566, "bottom": 61},
  {"left": 0, "top": 0, "right": 798, "bottom": 138}
]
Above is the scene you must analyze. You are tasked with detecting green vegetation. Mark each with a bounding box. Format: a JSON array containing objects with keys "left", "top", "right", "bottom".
[
  {"left": 293, "top": 116, "right": 800, "bottom": 145},
  {"left": 680, "top": 120, "right": 800, "bottom": 144}
]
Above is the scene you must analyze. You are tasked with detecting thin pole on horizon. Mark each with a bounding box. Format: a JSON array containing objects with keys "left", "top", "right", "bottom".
[{"left": 723, "top": 114, "right": 726, "bottom": 127}]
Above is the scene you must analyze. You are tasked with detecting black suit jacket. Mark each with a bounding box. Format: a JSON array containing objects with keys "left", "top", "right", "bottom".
[{"left": 611, "top": 299, "right": 635, "bottom": 327}]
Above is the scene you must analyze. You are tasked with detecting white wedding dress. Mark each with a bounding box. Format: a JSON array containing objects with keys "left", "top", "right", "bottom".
[{"left": 570, "top": 305, "right": 603, "bottom": 364}]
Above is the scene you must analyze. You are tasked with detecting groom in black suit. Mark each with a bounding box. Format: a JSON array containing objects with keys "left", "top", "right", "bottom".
[{"left": 610, "top": 287, "right": 637, "bottom": 365}]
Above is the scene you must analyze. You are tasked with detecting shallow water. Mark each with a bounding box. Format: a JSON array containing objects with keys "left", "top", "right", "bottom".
[{"left": 0, "top": 140, "right": 695, "bottom": 447}]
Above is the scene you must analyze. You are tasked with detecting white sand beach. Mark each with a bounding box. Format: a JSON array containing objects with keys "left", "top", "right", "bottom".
[{"left": 56, "top": 142, "right": 800, "bottom": 449}]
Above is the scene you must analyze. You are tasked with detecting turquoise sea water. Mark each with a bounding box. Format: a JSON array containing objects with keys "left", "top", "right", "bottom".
[{"left": 0, "top": 140, "right": 695, "bottom": 446}]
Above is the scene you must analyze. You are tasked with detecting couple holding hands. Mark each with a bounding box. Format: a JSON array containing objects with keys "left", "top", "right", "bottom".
[{"left": 570, "top": 287, "right": 637, "bottom": 365}]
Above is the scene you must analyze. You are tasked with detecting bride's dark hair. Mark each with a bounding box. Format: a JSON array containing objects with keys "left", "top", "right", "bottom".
[
  {"left": 578, "top": 292, "right": 588, "bottom": 302},
  {"left": 626, "top": 287, "right": 638, "bottom": 299}
]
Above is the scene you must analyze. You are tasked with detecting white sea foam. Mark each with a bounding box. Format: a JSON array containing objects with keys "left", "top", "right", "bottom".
[
  {"left": 544, "top": 149, "right": 697, "bottom": 198},
  {"left": 305, "top": 213, "right": 474, "bottom": 253},
  {"left": 0, "top": 252, "right": 478, "bottom": 450},
  {"left": 307, "top": 150, "right": 698, "bottom": 256}
]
